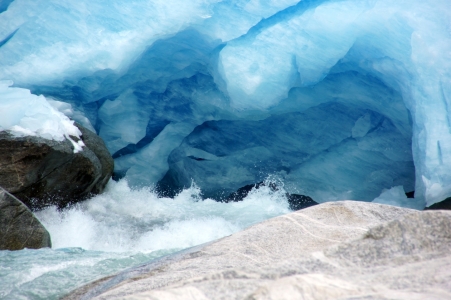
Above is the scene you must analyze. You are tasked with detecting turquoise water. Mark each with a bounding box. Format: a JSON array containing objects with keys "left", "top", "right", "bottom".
[
  {"left": 0, "top": 247, "right": 174, "bottom": 300},
  {"left": 0, "top": 179, "right": 290, "bottom": 299}
]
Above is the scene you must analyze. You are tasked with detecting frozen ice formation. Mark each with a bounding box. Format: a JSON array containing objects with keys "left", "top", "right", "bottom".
[
  {"left": 372, "top": 186, "right": 416, "bottom": 209},
  {"left": 162, "top": 101, "right": 415, "bottom": 202},
  {"left": 1, "top": 0, "right": 450, "bottom": 208}
]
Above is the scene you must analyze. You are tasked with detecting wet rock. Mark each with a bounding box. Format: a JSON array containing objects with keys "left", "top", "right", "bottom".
[
  {"left": 0, "top": 186, "right": 51, "bottom": 250},
  {"left": 286, "top": 193, "right": 317, "bottom": 210},
  {"left": 0, "top": 124, "right": 113, "bottom": 210},
  {"left": 225, "top": 181, "right": 318, "bottom": 210}
]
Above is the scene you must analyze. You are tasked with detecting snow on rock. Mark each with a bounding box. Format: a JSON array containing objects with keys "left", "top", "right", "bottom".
[{"left": 0, "top": 81, "right": 84, "bottom": 152}]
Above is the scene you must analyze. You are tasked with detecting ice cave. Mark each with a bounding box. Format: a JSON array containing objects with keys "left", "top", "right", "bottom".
[
  {"left": 1, "top": 0, "right": 451, "bottom": 298},
  {"left": 1, "top": 0, "right": 451, "bottom": 208}
]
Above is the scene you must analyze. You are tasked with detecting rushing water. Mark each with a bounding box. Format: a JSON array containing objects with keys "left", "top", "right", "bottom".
[{"left": 0, "top": 179, "right": 290, "bottom": 299}]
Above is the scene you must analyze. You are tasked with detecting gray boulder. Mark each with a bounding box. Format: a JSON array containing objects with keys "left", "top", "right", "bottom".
[
  {"left": 0, "top": 186, "right": 51, "bottom": 250},
  {"left": 0, "top": 123, "right": 113, "bottom": 210},
  {"left": 93, "top": 203, "right": 450, "bottom": 300},
  {"left": 66, "top": 201, "right": 432, "bottom": 299}
]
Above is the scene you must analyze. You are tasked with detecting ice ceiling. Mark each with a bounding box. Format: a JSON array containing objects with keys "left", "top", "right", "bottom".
[{"left": 1, "top": 0, "right": 450, "bottom": 208}]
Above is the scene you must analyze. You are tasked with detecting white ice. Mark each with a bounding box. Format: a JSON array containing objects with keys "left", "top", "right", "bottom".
[{"left": 0, "top": 80, "right": 83, "bottom": 151}]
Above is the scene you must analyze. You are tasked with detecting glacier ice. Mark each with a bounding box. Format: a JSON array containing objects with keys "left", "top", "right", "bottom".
[
  {"left": 1, "top": 0, "right": 451, "bottom": 207},
  {"left": 161, "top": 100, "right": 415, "bottom": 201},
  {"left": 372, "top": 185, "right": 421, "bottom": 210}
]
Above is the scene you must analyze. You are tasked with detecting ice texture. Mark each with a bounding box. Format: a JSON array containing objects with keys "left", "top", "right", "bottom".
[
  {"left": 163, "top": 101, "right": 415, "bottom": 201},
  {"left": 372, "top": 186, "right": 421, "bottom": 210},
  {"left": 1, "top": 0, "right": 450, "bottom": 207}
]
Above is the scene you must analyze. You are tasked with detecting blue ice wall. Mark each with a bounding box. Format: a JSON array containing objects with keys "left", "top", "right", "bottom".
[
  {"left": 163, "top": 100, "right": 414, "bottom": 201},
  {"left": 0, "top": 0, "right": 14, "bottom": 14},
  {"left": 1, "top": 0, "right": 450, "bottom": 208}
]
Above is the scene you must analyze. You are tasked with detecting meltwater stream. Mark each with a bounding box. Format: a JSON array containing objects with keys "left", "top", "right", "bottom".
[{"left": 0, "top": 179, "right": 290, "bottom": 299}]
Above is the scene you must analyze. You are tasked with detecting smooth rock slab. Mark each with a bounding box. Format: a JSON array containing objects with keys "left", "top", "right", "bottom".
[
  {"left": 65, "top": 201, "right": 417, "bottom": 299},
  {"left": 126, "top": 209, "right": 451, "bottom": 300},
  {"left": 0, "top": 186, "right": 51, "bottom": 250}
]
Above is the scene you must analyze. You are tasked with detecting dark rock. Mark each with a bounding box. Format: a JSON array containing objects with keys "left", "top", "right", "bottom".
[
  {"left": 75, "top": 124, "right": 114, "bottom": 195},
  {"left": 287, "top": 194, "right": 318, "bottom": 210},
  {"left": 0, "top": 186, "right": 51, "bottom": 250},
  {"left": 0, "top": 124, "right": 113, "bottom": 210},
  {"left": 225, "top": 181, "right": 318, "bottom": 210},
  {"left": 425, "top": 197, "right": 451, "bottom": 210},
  {"left": 224, "top": 182, "right": 267, "bottom": 202}
]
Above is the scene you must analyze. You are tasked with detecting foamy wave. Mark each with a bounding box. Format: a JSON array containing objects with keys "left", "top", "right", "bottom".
[{"left": 36, "top": 179, "right": 290, "bottom": 253}]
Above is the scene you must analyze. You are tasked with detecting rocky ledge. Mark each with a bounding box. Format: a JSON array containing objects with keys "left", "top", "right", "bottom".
[
  {"left": 0, "top": 124, "right": 113, "bottom": 210},
  {"left": 64, "top": 201, "right": 451, "bottom": 299}
]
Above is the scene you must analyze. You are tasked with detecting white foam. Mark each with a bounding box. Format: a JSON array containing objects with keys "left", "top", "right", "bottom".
[{"left": 36, "top": 179, "right": 290, "bottom": 253}]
